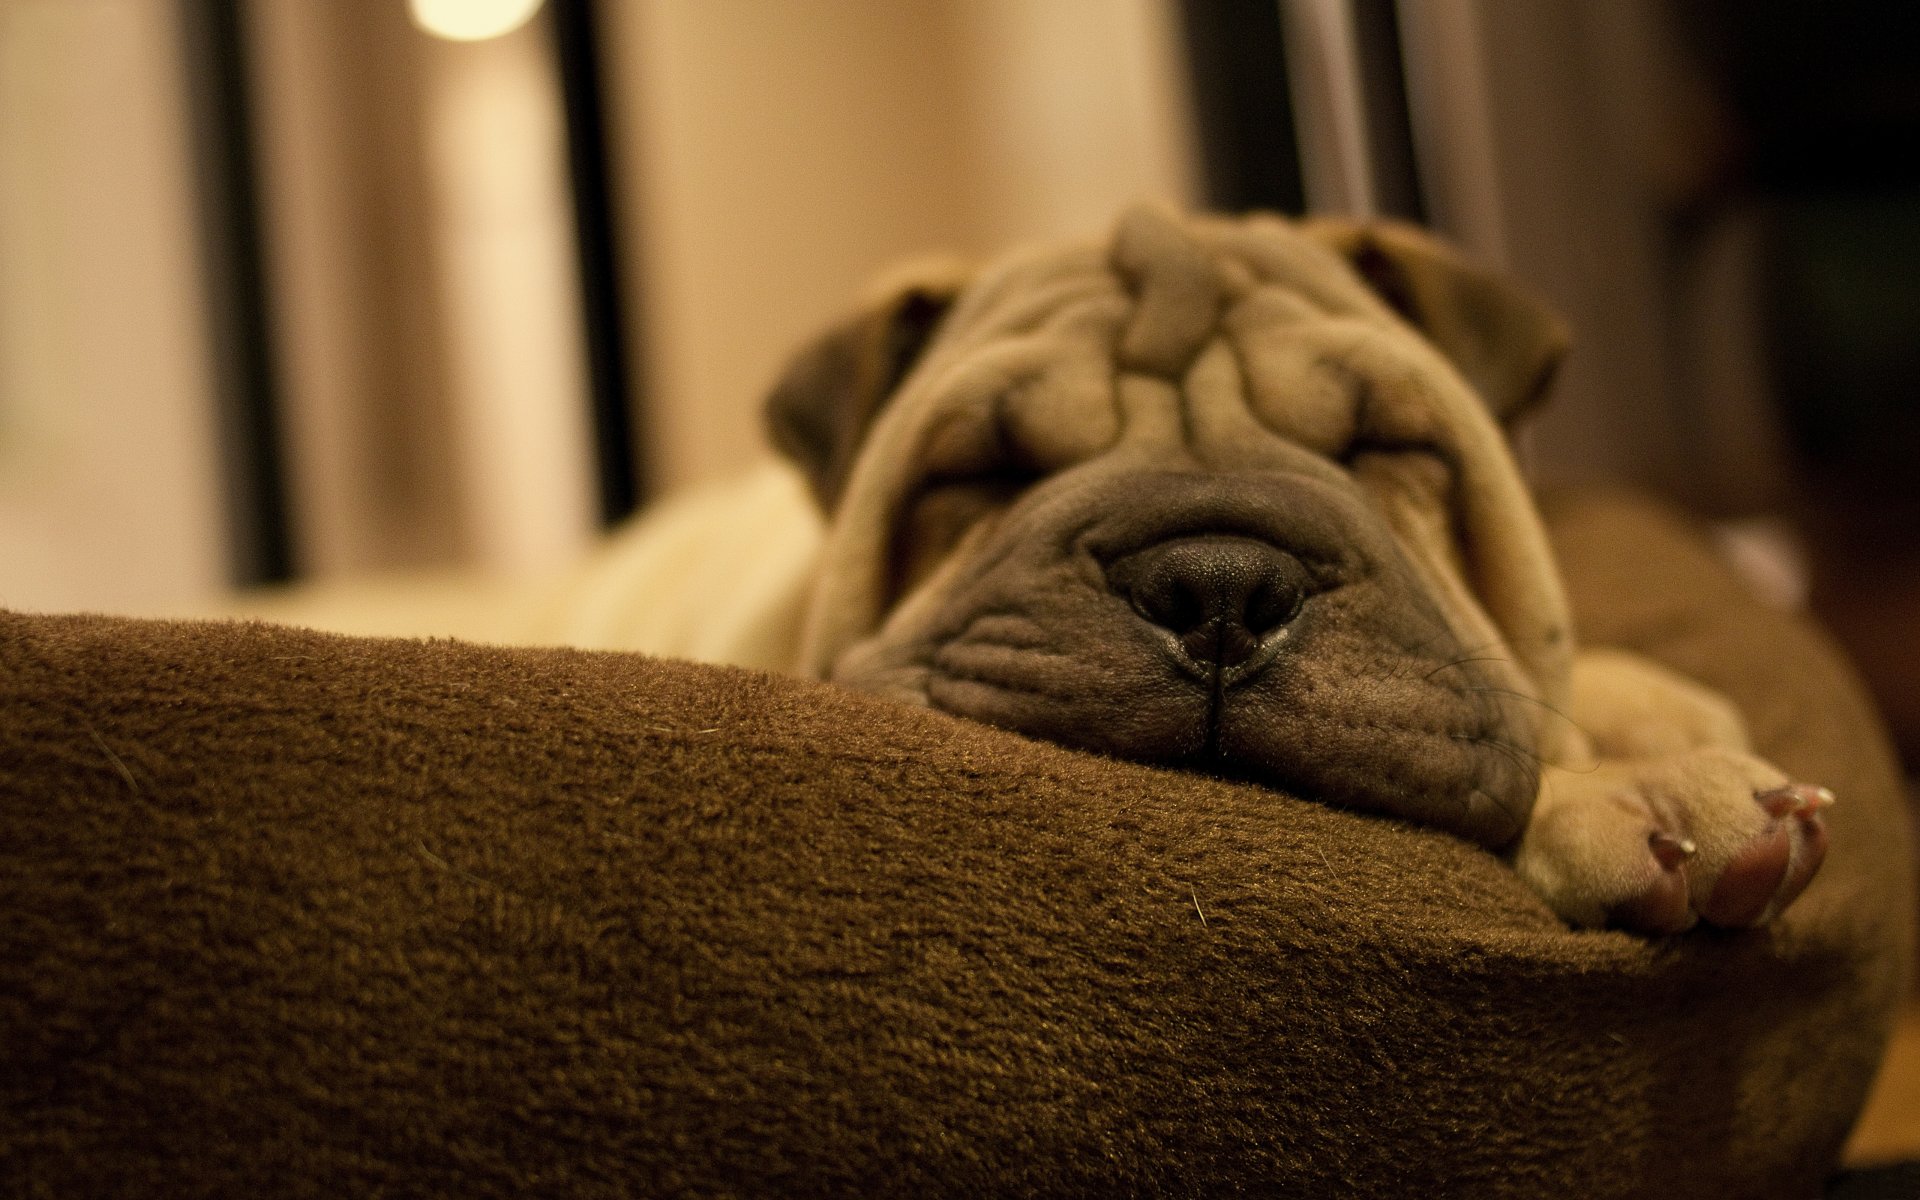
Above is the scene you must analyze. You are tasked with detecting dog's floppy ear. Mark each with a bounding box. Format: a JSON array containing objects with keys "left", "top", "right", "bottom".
[
  {"left": 1304, "top": 218, "right": 1570, "bottom": 423},
  {"left": 765, "top": 262, "right": 969, "bottom": 511}
]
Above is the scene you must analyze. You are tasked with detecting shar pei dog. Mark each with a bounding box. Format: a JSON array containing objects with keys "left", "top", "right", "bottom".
[{"left": 740, "top": 206, "right": 1830, "bottom": 935}]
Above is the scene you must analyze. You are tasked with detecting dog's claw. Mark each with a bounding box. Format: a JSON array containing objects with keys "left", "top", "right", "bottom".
[
  {"left": 1648, "top": 830, "right": 1696, "bottom": 870},
  {"left": 1756, "top": 782, "right": 1836, "bottom": 818}
]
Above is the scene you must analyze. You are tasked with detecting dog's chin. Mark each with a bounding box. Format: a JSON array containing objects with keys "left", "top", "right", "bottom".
[{"left": 834, "top": 603, "right": 1539, "bottom": 851}]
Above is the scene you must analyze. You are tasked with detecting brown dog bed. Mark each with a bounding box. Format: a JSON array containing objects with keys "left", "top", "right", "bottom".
[{"left": 1, "top": 492, "right": 1911, "bottom": 1198}]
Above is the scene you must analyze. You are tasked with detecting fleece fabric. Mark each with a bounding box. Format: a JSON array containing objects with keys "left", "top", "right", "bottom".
[{"left": 0, "top": 493, "right": 1911, "bottom": 1199}]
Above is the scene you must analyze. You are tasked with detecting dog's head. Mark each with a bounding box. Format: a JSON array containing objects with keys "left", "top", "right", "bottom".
[{"left": 766, "top": 208, "right": 1573, "bottom": 849}]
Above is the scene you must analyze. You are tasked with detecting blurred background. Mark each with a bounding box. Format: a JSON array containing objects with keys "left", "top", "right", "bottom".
[{"left": 0, "top": 0, "right": 1916, "bottom": 761}]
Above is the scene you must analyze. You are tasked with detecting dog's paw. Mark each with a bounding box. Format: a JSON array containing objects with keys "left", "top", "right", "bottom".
[{"left": 1513, "top": 748, "right": 1831, "bottom": 934}]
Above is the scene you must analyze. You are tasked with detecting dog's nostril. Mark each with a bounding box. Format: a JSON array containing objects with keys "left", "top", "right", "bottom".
[
  {"left": 1107, "top": 536, "right": 1308, "bottom": 667},
  {"left": 1146, "top": 575, "right": 1207, "bottom": 633}
]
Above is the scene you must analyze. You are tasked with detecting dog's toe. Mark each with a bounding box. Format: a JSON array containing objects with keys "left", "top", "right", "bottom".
[
  {"left": 1666, "top": 779, "right": 1834, "bottom": 934},
  {"left": 1606, "top": 831, "right": 1695, "bottom": 934},
  {"left": 1697, "top": 821, "right": 1793, "bottom": 926},
  {"left": 1695, "top": 791, "right": 1828, "bottom": 927}
]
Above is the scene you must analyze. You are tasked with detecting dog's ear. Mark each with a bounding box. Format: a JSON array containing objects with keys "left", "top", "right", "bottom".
[
  {"left": 764, "top": 263, "right": 969, "bottom": 511},
  {"left": 1304, "top": 218, "right": 1570, "bottom": 423}
]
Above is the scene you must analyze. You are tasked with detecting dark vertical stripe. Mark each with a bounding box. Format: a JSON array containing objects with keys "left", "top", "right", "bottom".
[
  {"left": 177, "top": 0, "right": 294, "bottom": 583},
  {"left": 1176, "top": 0, "right": 1307, "bottom": 215},
  {"left": 550, "top": 0, "right": 646, "bottom": 526},
  {"left": 1349, "top": 0, "right": 1427, "bottom": 222}
]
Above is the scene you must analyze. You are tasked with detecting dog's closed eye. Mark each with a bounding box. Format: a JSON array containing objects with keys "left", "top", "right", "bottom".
[{"left": 890, "top": 474, "right": 1034, "bottom": 600}]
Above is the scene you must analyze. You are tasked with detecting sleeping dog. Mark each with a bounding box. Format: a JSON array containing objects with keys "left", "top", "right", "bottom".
[{"left": 756, "top": 206, "right": 1829, "bottom": 934}]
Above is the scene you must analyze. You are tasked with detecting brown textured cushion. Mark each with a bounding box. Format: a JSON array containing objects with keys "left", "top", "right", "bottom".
[{"left": 1, "top": 493, "right": 1911, "bottom": 1198}]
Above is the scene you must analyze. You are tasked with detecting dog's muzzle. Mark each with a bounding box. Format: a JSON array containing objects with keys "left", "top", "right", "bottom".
[
  {"left": 827, "top": 464, "right": 1540, "bottom": 849},
  {"left": 1105, "top": 535, "right": 1308, "bottom": 687}
]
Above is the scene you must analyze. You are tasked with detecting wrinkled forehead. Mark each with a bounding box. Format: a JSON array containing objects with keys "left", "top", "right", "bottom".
[
  {"left": 902, "top": 210, "right": 1449, "bottom": 474},
  {"left": 942, "top": 212, "right": 1392, "bottom": 335}
]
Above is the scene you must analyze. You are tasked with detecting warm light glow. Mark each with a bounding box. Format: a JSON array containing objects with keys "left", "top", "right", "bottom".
[{"left": 408, "top": 0, "right": 545, "bottom": 43}]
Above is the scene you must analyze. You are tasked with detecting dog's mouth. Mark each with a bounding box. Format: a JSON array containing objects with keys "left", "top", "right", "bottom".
[{"left": 912, "top": 605, "right": 1536, "bottom": 849}]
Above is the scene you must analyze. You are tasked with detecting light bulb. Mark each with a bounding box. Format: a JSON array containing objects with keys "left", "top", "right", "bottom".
[{"left": 408, "top": 0, "right": 546, "bottom": 43}]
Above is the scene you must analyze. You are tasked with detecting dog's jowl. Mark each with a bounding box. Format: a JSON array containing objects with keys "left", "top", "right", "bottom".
[{"left": 764, "top": 207, "right": 1830, "bottom": 936}]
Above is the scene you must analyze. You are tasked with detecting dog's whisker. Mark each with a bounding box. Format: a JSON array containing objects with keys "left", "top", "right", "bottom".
[
  {"left": 1450, "top": 730, "right": 1546, "bottom": 776},
  {"left": 1452, "top": 684, "right": 1590, "bottom": 734},
  {"left": 1423, "top": 654, "right": 1512, "bottom": 682}
]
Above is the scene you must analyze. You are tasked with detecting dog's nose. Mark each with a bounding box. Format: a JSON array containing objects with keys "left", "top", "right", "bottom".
[{"left": 1106, "top": 536, "right": 1308, "bottom": 669}]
